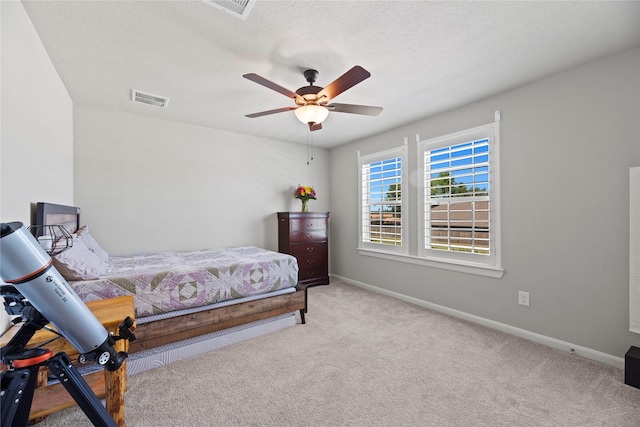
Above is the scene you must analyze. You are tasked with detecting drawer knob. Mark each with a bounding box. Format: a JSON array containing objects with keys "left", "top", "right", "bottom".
[
  {"left": 306, "top": 247, "right": 314, "bottom": 252},
  {"left": 306, "top": 259, "right": 315, "bottom": 265}
]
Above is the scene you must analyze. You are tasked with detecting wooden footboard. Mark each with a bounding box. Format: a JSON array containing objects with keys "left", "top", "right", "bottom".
[{"left": 129, "top": 285, "right": 306, "bottom": 354}]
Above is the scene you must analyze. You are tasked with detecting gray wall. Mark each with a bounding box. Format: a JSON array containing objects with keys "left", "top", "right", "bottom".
[
  {"left": 0, "top": 0, "right": 74, "bottom": 333},
  {"left": 1, "top": 1, "right": 74, "bottom": 224},
  {"left": 330, "top": 47, "right": 640, "bottom": 360},
  {"left": 74, "top": 105, "right": 330, "bottom": 255}
]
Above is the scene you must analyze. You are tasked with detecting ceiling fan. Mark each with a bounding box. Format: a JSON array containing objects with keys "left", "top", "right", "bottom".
[{"left": 243, "top": 66, "right": 382, "bottom": 131}]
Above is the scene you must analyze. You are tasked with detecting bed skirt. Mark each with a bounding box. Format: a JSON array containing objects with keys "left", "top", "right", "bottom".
[{"left": 127, "top": 313, "right": 297, "bottom": 375}]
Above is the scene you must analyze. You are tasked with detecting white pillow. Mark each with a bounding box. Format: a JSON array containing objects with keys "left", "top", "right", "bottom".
[
  {"left": 77, "top": 225, "right": 109, "bottom": 263},
  {"left": 52, "top": 235, "right": 108, "bottom": 281}
]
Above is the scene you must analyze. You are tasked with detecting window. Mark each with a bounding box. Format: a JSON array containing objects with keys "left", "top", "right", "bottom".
[
  {"left": 418, "top": 122, "right": 500, "bottom": 269},
  {"left": 357, "top": 121, "right": 501, "bottom": 277},
  {"left": 358, "top": 146, "right": 407, "bottom": 254}
]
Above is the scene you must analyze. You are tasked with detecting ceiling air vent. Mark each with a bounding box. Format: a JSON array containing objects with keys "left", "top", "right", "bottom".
[
  {"left": 202, "top": 0, "right": 255, "bottom": 20},
  {"left": 131, "top": 90, "right": 169, "bottom": 108}
]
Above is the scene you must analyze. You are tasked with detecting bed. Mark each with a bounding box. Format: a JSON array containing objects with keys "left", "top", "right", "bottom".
[{"left": 34, "top": 202, "right": 307, "bottom": 361}]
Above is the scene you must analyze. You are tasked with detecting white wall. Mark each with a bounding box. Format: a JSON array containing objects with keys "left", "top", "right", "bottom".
[
  {"left": 330, "top": 47, "right": 640, "bottom": 360},
  {"left": 0, "top": 1, "right": 73, "bottom": 224},
  {"left": 73, "top": 105, "right": 329, "bottom": 255}
]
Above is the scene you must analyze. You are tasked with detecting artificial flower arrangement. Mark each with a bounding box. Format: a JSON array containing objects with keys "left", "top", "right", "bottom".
[{"left": 294, "top": 185, "right": 316, "bottom": 212}]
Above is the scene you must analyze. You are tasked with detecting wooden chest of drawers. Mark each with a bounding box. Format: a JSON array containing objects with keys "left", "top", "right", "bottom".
[{"left": 277, "top": 212, "right": 330, "bottom": 287}]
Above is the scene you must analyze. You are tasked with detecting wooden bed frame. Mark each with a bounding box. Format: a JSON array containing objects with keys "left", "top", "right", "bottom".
[
  {"left": 34, "top": 202, "right": 307, "bottom": 355},
  {"left": 129, "top": 286, "right": 305, "bottom": 352}
]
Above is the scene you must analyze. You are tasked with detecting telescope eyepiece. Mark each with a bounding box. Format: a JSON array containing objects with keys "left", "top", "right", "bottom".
[{"left": 1, "top": 222, "right": 20, "bottom": 238}]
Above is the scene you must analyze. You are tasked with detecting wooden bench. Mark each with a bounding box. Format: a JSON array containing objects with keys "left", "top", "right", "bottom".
[{"left": 0, "top": 296, "right": 135, "bottom": 426}]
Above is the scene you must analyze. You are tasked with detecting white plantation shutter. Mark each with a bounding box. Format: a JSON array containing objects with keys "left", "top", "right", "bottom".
[
  {"left": 418, "top": 122, "right": 500, "bottom": 268},
  {"left": 425, "top": 138, "right": 490, "bottom": 254},
  {"left": 359, "top": 146, "right": 407, "bottom": 254}
]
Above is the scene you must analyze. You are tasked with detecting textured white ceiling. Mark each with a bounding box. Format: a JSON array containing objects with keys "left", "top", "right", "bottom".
[{"left": 22, "top": 0, "right": 640, "bottom": 149}]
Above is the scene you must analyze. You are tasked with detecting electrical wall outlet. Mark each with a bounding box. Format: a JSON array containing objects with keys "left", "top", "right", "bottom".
[{"left": 518, "top": 291, "right": 530, "bottom": 307}]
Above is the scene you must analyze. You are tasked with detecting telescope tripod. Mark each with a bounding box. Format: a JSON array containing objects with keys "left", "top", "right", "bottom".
[
  {"left": 1, "top": 304, "right": 133, "bottom": 427},
  {"left": 1, "top": 348, "right": 117, "bottom": 427}
]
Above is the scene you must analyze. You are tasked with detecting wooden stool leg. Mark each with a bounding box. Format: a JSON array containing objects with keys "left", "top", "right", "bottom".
[
  {"left": 105, "top": 363, "right": 126, "bottom": 427},
  {"left": 105, "top": 335, "right": 128, "bottom": 426},
  {"left": 27, "top": 367, "right": 51, "bottom": 425}
]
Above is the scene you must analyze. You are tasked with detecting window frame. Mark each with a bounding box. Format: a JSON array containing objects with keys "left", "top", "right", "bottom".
[
  {"left": 358, "top": 145, "right": 408, "bottom": 255},
  {"left": 418, "top": 122, "right": 502, "bottom": 272},
  {"left": 356, "top": 121, "right": 503, "bottom": 278}
]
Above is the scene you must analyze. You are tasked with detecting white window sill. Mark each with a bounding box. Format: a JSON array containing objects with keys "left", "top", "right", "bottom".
[{"left": 358, "top": 248, "right": 504, "bottom": 278}]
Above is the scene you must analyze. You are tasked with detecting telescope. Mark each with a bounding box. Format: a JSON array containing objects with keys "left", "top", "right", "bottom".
[{"left": 1, "top": 222, "right": 135, "bottom": 427}]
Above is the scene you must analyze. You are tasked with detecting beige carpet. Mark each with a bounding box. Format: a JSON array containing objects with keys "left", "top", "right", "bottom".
[{"left": 39, "top": 281, "right": 640, "bottom": 426}]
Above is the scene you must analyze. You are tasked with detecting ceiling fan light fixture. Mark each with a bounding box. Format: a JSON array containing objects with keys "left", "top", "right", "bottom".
[
  {"left": 244, "top": 66, "right": 381, "bottom": 131},
  {"left": 295, "top": 104, "right": 329, "bottom": 125}
]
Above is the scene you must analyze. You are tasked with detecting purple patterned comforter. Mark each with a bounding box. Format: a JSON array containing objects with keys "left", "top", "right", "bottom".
[{"left": 70, "top": 246, "right": 299, "bottom": 318}]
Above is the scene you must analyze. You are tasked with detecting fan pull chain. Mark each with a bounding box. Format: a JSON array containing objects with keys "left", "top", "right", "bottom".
[{"left": 307, "top": 129, "right": 314, "bottom": 165}]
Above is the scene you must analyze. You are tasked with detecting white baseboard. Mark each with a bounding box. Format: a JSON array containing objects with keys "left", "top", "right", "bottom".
[{"left": 331, "top": 274, "right": 625, "bottom": 369}]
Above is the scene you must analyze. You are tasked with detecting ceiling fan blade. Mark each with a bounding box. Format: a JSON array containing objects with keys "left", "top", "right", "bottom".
[
  {"left": 245, "top": 107, "right": 296, "bottom": 118},
  {"left": 309, "top": 123, "right": 322, "bottom": 131},
  {"left": 326, "top": 103, "right": 383, "bottom": 116},
  {"left": 243, "top": 73, "right": 304, "bottom": 103},
  {"left": 316, "top": 66, "right": 371, "bottom": 102}
]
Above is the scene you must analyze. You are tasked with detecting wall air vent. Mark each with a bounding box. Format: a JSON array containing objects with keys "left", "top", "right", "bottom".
[
  {"left": 202, "top": 0, "right": 255, "bottom": 20},
  {"left": 131, "top": 90, "right": 169, "bottom": 108}
]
